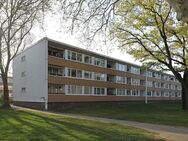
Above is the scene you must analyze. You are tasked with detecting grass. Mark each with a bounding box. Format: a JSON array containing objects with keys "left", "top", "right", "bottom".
[
  {"left": 61, "top": 102, "right": 188, "bottom": 127},
  {"left": 0, "top": 109, "right": 164, "bottom": 141},
  {"left": 0, "top": 96, "right": 3, "bottom": 106}
]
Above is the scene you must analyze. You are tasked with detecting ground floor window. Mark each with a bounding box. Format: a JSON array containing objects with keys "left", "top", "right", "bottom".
[
  {"left": 94, "top": 87, "right": 105, "bottom": 95},
  {"left": 117, "top": 89, "right": 127, "bottom": 96},
  {"left": 48, "top": 84, "right": 65, "bottom": 94}
]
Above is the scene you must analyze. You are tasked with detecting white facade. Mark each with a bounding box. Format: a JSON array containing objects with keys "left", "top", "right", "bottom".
[{"left": 13, "top": 38, "right": 48, "bottom": 104}]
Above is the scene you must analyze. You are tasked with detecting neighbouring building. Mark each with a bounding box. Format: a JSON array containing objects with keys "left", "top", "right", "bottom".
[{"left": 13, "top": 38, "right": 182, "bottom": 110}]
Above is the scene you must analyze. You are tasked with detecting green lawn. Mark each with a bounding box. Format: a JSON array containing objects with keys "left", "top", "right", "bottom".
[
  {"left": 0, "top": 109, "right": 163, "bottom": 141},
  {"left": 61, "top": 102, "right": 188, "bottom": 127}
]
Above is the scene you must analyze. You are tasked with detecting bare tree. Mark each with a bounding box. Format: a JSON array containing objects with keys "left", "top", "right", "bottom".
[
  {"left": 61, "top": 0, "right": 188, "bottom": 109},
  {"left": 0, "top": 0, "right": 51, "bottom": 108}
]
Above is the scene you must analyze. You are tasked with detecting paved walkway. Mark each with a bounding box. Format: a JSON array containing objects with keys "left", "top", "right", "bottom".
[{"left": 13, "top": 106, "right": 188, "bottom": 141}]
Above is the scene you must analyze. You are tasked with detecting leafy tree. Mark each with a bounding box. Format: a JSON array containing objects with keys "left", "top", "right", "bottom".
[
  {"left": 62, "top": 0, "right": 188, "bottom": 109},
  {"left": 166, "top": 0, "right": 188, "bottom": 24},
  {"left": 0, "top": 0, "right": 51, "bottom": 108}
]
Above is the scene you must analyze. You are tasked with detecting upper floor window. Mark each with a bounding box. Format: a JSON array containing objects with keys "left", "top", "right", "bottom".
[
  {"left": 116, "top": 76, "right": 126, "bottom": 84},
  {"left": 84, "top": 71, "right": 92, "bottom": 79},
  {"left": 67, "top": 50, "right": 82, "bottom": 62},
  {"left": 21, "top": 56, "right": 26, "bottom": 62},
  {"left": 48, "top": 67, "right": 64, "bottom": 76},
  {"left": 48, "top": 47, "right": 64, "bottom": 58},
  {"left": 68, "top": 68, "right": 82, "bottom": 78},
  {"left": 116, "top": 63, "right": 127, "bottom": 71},
  {"left": 84, "top": 55, "right": 92, "bottom": 64},
  {"left": 131, "top": 66, "right": 140, "bottom": 74},
  {"left": 132, "top": 78, "right": 140, "bottom": 85},
  {"left": 93, "top": 72, "right": 105, "bottom": 81},
  {"left": 94, "top": 57, "right": 105, "bottom": 67}
]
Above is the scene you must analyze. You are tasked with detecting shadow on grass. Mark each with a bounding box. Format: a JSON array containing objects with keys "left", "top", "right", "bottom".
[{"left": 0, "top": 109, "right": 164, "bottom": 141}]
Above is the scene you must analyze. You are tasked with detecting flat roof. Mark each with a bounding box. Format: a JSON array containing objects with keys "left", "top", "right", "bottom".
[{"left": 17, "top": 37, "right": 175, "bottom": 77}]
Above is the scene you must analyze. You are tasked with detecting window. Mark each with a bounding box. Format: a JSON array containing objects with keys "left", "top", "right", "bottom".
[
  {"left": 116, "top": 76, "right": 126, "bottom": 84},
  {"left": 21, "top": 87, "right": 26, "bottom": 93},
  {"left": 68, "top": 68, "right": 82, "bottom": 78},
  {"left": 94, "top": 57, "right": 105, "bottom": 67},
  {"left": 93, "top": 72, "right": 105, "bottom": 81},
  {"left": 127, "top": 90, "right": 132, "bottom": 96},
  {"left": 84, "top": 71, "right": 92, "bottom": 79},
  {"left": 132, "top": 78, "right": 140, "bottom": 85},
  {"left": 132, "top": 90, "right": 140, "bottom": 96},
  {"left": 147, "top": 81, "right": 153, "bottom": 87},
  {"left": 67, "top": 85, "right": 83, "bottom": 95},
  {"left": 116, "top": 63, "right": 127, "bottom": 71},
  {"left": 84, "top": 55, "right": 92, "bottom": 64},
  {"left": 131, "top": 66, "right": 140, "bottom": 74},
  {"left": 147, "top": 91, "right": 152, "bottom": 96},
  {"left": 84, "top": 86, "right": 92, "bottom": 95},
  {"left": 48, "top": 47, "right": 64, "bottom": 58},
  {"left": 127, "top": 78, "right": 132, "bottom": 84},
  {"left": 94, "top": 87, "right": 105, "bottom": 95},
  {"left": 21, "top": 56, "right": 26, "bottom": 62},
  {"left": 67, "top": 50, "right": 82, "bottom": 62},
  {"left": 21, "top": 71, "right": 26, "bottom": 77},
  {"left": 48, "top": 67, "right": 64, "bottom": 76},
  {"left": 48, "top": 85, "right": 65, "bottom": 94},
  {"left": 147, "top": 71, "right": 152, "bottom": 77},
  {"left": 117, "top": 89, "right": 127, "bottom": 96}
]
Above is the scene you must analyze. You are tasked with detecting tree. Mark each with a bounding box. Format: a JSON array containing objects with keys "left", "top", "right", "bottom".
[
  {"left": 61, "top": 0, "right": 188, "bottom": 109},
  {"left": 166, "top": 0, "right": 188, "bottom": 24},
  {"left": 0, "top": 0, "right": 50, "bottom": 108}
]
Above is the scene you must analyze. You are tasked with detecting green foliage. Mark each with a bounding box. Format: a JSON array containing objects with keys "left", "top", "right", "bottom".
[
  {"left": 110, "top": 0, "right": 188, "bottom": 71},
  {"left": 0, "top": 109, "right": 163, "bottom": 141},
  {"left": 62, "top": 102, "right": 188, "bottom": 127}
]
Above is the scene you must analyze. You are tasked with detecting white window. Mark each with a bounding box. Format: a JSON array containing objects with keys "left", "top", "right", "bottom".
[
  {"left": 147, "top": 91, "right": 152, "bottom": 96},
  {"left": 116, "top": 63, "right": 127, "bottom": 71},
  {"left": 132, "top": 90, "right": 140, "bottom": 96},
  {"left": 84, "top": 86, "right": 92, "bottom": 95},
  {"left": 48, "top": 67, "right": 64, "bottom": 76},
  {"left": 21, "top": 56, "right": 26, "bottom": 62},
  {"left": 117, "top": 89, "right": 127, "bottom": 96},
  {"left": 93, "top": 72, "right": 105, "bottom": 81},
  {"left": 48, "top": 85, "right": 65, "bottom": 94},
  {"left": 164, "top": 92, "right": 169, "bottom": 97},
  {"left": 116, "top": 76, "right": 126, "bottom": 84},
  {"left": 94, "top": 57, "right": 105, "bottom": 67},
  {"left": 68, "top": 68, "right": 82, "bottom": 78},
  {"left": 84, "top": 71, "right": 92, "bottom": 79},
  {"left": 127, "top": 90, "right": 132, "bottom": 96},
  {"left": 131, "top": 66, "right": 140, "bottom": 74},
  {"left": 67, "top": 50, "right": 82, "bottom": 62},
  {"left": 84, "top": 55, "right": 92, "bottom": 64},
  {"left": 94, "top": 87, "right": 105, "bottom": 95},
  {"left": 147, "top": 71, "right": 152, "bottom": 77},
  {"left": 67, "top": 85, "right": 83, "bottom": 95},
  {"left": 132, "top": 78, "right": 140, "bottom": 85},
  {"left": 147, "top": 81, "right": 153, "bottom": 87}
]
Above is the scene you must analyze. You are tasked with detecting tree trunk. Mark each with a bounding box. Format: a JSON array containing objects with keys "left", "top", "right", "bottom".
[
  {"left": 182, "top": 71, "right": 188, "bottom": 110},
  {"left": 2, "top": 76, "right": 10, "bottom": 109}
]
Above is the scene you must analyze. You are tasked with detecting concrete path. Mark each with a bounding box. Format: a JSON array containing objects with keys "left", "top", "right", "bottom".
[{"left": 13, "top": 106, "right": 188, "bottom": 141}]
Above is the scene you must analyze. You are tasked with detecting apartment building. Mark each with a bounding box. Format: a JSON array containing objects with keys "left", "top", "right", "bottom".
[{"left": 13, "top": 38, "right": 181, "bottom": 110}]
